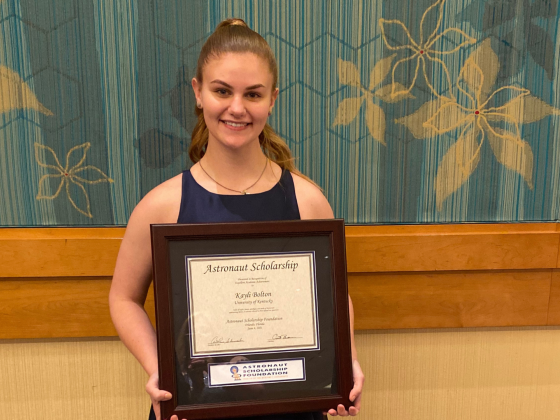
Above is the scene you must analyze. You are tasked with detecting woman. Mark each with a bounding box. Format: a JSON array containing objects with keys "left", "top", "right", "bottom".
[{"left": 109, "top": 18, "right": 364, "bottom": 420}]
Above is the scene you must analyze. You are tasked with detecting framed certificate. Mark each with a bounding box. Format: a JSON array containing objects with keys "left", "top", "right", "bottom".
[{"left": 151, "top": 219, "right": 353, "bottom": 420}]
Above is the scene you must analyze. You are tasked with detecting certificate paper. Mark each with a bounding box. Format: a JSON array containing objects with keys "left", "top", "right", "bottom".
[{"left": 186, "top": 252, "right": 319, "bottom": 357}]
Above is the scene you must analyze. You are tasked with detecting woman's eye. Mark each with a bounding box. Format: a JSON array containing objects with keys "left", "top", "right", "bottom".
[
  {"left": 247, "top": 92, "right": 261, "bottom": 99},
  {"left": 215, "top": 89, "right": 229, "bottom": 95}
]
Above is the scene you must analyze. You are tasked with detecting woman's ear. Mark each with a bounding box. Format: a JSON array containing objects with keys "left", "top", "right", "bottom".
[
  {"left": 192, "top": 78, "right": 202, "bottom": 107},
  {"left": 269, "top": 87, "right": 279, "bottom": 114}
]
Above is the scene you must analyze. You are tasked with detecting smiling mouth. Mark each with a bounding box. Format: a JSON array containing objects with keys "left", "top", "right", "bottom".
[{"left": 221, "top": 120, "right": 251, "bottom": 128}]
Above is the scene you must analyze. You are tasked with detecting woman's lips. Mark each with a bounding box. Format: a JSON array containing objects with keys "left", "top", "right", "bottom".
[{"left": 221, "top": 120, "right": 251, "bottom": 131}]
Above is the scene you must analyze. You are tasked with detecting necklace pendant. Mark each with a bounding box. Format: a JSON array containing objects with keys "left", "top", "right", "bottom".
[{"left": 242, "top": 190, "right": 248, "bottom": 195}]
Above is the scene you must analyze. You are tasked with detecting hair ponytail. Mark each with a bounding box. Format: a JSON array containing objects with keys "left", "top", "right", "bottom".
[{"left": 189, "top": 107, "right": 208, "bottom": 163}]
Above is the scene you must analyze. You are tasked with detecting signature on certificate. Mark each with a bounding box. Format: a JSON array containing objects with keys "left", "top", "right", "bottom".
[
  {"left": 269, "top": 333, "right": 302, "bottom": 341},
  {"left": 209, "top": 336, "right": 245, "bottom": 345}
]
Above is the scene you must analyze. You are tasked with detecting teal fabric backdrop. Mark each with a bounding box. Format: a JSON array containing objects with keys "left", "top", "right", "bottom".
[{"left": 0, "top": 0, "right": 559, "bottom": 225}]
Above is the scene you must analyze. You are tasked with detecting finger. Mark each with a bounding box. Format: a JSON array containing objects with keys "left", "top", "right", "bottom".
[
  {"left": 328, "top": 408, "right": 338, "bottom": 416},
  {"left": 145, "top": 379, "right": 173, "bottom": 402},
  {"left": 349, "top": 379, "right": 364, "bottom": 401},
  {"left": 337, "top": 404, "right": 349, "bottom": 416},
  {"left": 349, "top": 406, "right": 359, "bottom": 416},
  {"left": 350, "top": 376, "right": 364, "bottom": 401},
  {"left": 150, "top": 389, "right": 173, "bottom": 401},
  {"left": 171, "top": 416, "right": 178, "bottom": 420}
]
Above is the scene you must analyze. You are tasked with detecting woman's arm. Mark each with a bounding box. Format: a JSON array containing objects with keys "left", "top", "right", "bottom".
[
  {"left": 292, "top": 174, "right": 364, "bottom": 417},
  {"left": 109, "top": 176, "right": 183, "bottom": 420},
  {"left": 346, "top": 295, "right": 365, "bottom": 415},
  {"left": 109, "top": 197, "right": 160, "bottom": 376}
]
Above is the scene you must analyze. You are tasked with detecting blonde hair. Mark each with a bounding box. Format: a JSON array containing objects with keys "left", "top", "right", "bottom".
[{"left": 189, "top": 18, "right": 302, "bottom": 176}]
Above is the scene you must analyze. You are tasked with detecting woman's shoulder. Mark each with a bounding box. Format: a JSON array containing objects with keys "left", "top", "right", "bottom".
[
  {"left": 129, "top": 172, "right": 184, "bottom": 225},
  {"left": 290, "top": 172, "right": 334, "bottom": 220}
]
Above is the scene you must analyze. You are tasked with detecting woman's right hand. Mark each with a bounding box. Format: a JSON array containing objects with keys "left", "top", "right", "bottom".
[{"left": 146, "top": 372, "right": 187, "bottom": 420}]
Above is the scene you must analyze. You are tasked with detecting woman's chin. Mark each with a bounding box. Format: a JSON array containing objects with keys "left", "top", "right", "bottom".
[{"left": 212, "top": 137, "right": 259, "bottom": 152}]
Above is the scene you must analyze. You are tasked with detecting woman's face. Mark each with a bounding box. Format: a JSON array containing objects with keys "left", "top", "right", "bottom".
[{"left": 192, "top": 52, "right": 278, "bottom": 153}]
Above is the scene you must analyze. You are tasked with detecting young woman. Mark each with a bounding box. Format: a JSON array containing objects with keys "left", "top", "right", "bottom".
[{"left": 109, "top": 18, "right": 364, "bottom": 420}]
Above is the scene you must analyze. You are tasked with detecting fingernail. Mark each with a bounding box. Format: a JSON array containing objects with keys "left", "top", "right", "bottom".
[{"left": 165, "top": 393, "right": 172, "bottom": 399}]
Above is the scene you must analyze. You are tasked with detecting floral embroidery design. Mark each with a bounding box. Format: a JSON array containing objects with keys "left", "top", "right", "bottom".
[
  {"left": 331, "top": 0, "right": 558, "bottom": 211},
  {"left": 35, "top": 142, "right": 113, "bottom": 218},
  {"left": 379, "top": 0, "right": 476, "bottom": 99},
  {"left": 332, "top": 55, "right": 414, "bottom": 145},
  {"left": 397, "top": 39, "right": 560, "bottom": 209}
]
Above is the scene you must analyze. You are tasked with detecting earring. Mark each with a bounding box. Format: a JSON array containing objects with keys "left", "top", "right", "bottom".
[
  {"left": 197, "top": 102, "right": 202, "bottom": 109},
  {"left": 268, "top": 109, "right": 272, "bottom": 116}
]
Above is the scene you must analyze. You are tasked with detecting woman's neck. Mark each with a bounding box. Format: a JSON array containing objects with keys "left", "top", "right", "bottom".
[
  {"left": 197, "top": 141, "right": 276, "bottom": 194},
  {"left": 205, "top": 140, "right": 265, "bottom": 172}
]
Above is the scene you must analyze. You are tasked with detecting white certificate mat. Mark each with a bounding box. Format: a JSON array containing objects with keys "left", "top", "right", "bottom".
[
  {"left": 208, "top": 358, "right": 305, "bottom": 387},
  {"left": 186, "top": 252, "right": 319, "bottom": 357}
]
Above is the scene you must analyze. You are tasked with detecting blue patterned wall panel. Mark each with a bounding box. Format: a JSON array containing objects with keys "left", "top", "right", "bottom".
[{"left": 0, "top": 0, "right": 559, "bottom": 225}]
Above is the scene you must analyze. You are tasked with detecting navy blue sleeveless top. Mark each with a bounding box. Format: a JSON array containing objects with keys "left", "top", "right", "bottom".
[
  {"left": 177, "top": 168, "right": 301, "bottom": 223},
  {"left": 169, "top": 169, "right": 323, "bottom": 420}
]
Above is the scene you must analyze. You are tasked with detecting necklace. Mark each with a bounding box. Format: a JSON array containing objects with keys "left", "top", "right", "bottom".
[{"left": 199, "top": 157, "right": 268, "bottom": 195}]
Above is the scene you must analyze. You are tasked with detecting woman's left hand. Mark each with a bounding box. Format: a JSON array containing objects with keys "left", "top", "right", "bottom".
[{"left": 327, "top": 359, "right": 364, "bottom": 417}]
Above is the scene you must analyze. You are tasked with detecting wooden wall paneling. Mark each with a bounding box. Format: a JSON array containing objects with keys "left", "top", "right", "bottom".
[
  {"left": 345, "top": 224, "right": 559, "bottom": 273},
  {"left": 0, "top": 227, "right": 125, "bottom": 240},
  {"left": 548, "top": 271, "right": 560, "bottom": 325},
  {"left": 346, "top": 223, "right": 557, "bottom": 235},
  {"left": 3, "top": 224, "right": 559, "bottom": 277},
  {"left": 0, "top": 278, "right": 155, "bottom": 339},
  {"left": 0, "top": 228, "right": 125, "bottom": 278},
  {"left": 348, "top": 270, "right": 552, "bottom": 330},
  {"left": 556, "top": 223, "right": 560, "bottom": 268},
  {"left": 1, "top": 224, "right": 560, "bottom": 338}
]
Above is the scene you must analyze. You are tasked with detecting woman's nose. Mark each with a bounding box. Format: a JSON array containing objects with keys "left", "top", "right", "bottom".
[{"left": 228, "top": 95, "right": 246, "bottom": 116}]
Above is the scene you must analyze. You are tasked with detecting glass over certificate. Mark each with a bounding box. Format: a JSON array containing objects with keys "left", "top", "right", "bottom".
[
  {"left": 151, "top": 220, "right": 353, "bottom": 420},
  {"left": 186, "top": 252, "right": 319, "bottom": 357}
]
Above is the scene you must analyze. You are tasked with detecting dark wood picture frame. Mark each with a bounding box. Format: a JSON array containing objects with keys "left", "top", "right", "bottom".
[{"left": 151, "top": 219, "right": 353, "bottom": 420}]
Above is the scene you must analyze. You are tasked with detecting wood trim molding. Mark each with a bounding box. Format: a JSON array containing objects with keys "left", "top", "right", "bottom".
[
  {"left": 2, "top": 224, "right": 559, "bottom": 277},
  {"left": 345, "top": 223, "right": 559, "bottom": 272},
  {"left": 548, "top": 271, "right": 560, "bottom": 325},
  {"left": 0, "top": 228, "right": 125, "bottom": 277},
  {"left": 1, "top": 223, "right": 560, "bottom": 338},
  {"left": 349, "top": 270, "right": 552, "bottom": 329},
  {"left": 0, "top": 278, "right": 156, "bottom": 339}
]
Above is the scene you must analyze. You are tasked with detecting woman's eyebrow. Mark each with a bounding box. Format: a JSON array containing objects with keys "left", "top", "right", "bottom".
[
  {"left": 210, "top": 80, "right": 266, "bottom": 90},
  {"left": 245, "top": 84, "right": 265, "bottom": 90},
  {"left": 210, "top": 79, "right": 232, "bottom": 88}
]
